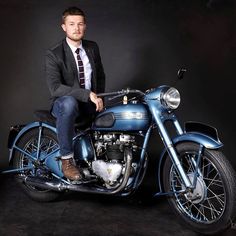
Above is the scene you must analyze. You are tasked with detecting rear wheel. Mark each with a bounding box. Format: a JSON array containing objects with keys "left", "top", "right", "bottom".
[
  {"left": 163, "top": 142, "right": 236, "bottom": 235},
  {"left": 12, "top": 127, "right": 62, "bottom": 202}
]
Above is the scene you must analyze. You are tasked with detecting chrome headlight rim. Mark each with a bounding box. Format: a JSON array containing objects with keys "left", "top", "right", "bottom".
[{"left": 161, "top": 87, "right": 181, "bottom": 110}]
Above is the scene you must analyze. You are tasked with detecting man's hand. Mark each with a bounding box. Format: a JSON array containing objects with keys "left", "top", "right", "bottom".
[{"left": 89, "top": 92, "right": 104, "bottom": 112}]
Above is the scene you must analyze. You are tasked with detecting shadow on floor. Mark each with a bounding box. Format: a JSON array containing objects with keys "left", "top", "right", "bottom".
[{"left": 0, "top": 174, "right": 235, "bottom": 236}]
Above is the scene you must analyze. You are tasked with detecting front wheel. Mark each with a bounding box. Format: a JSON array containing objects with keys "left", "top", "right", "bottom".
[{"left": 163, "top": 142, "right": 236, "bottom": 235}]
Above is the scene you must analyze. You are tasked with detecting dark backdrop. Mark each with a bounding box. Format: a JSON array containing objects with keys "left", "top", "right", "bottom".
[{"left": 0, "top": 0, "right": 235, "bottom": 171}]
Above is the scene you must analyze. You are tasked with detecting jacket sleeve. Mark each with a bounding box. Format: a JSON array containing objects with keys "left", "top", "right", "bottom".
[
  {"left": 93, "top": 43, "right": 106, "bottom": 94},
  {"left": 45, "top": 50, "right": 90, "bottom": 102}
]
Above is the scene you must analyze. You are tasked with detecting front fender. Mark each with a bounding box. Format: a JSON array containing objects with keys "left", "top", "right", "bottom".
[
  {"left": 173, "top": 132, "right": 223, "bottom": 149},
  {"left": 156, "top": 132, "right": 223, "bottom": 194},
  {"left": 8, "top": 122, "right": 57, "bottom": 163}
]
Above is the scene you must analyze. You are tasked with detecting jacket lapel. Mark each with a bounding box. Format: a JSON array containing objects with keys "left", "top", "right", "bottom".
[{"left": 63, "top": 39, "right": 78, "bottom": 80}]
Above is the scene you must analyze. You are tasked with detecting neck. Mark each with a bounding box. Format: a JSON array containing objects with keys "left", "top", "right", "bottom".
[{"left": 66, "top": 37, "right": 82, "bottom": 48}]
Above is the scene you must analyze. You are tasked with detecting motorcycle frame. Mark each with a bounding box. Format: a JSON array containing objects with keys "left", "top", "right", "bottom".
[
  {"left": 4, "top": 119, "right": 223, "bottom": 197},
  {"left": 4, "top": 86, "right": 223, "bottom": 197}
]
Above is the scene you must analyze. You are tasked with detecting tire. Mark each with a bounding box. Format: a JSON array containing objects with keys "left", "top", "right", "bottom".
[
  {"left": 163, "top": 142, "right": 236, "bottom": 235},
  {"left": 12, "top": 127, "right": 63, "bottom": 202}
]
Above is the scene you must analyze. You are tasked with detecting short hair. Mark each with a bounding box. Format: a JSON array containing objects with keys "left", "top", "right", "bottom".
[{"left": 62, "top": 6, "right": 86, "bottom": 23}]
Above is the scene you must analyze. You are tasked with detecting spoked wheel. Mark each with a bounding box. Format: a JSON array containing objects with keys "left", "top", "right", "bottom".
[
  {"left": 163, "top": 142, "right": 236, "bottom": 235},
  {"left": 13, "top": 127, "right": 62, "bottom": 202}
]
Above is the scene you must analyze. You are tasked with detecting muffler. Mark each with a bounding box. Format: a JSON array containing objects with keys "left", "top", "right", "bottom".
[{"left": 22, "top": 176, "right": 67, "bottom": 192}]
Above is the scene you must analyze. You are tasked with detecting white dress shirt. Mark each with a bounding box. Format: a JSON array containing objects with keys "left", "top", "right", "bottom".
[{"left": 66, "top": 38, "right": 92, "bottom": 90}]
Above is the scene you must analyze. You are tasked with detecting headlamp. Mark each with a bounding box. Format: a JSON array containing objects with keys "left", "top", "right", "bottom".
[{"left": 161, "top": 87, "right": 181, "bottom": 109}]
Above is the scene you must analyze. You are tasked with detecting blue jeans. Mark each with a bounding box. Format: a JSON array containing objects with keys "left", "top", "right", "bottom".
[{"left": 51, "top": 96, "right": 95, "bottom": 156}]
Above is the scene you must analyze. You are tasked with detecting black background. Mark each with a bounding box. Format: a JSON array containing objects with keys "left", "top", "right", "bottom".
[{"left": 0, "top": 0, "right": 235, "bottom": 172}]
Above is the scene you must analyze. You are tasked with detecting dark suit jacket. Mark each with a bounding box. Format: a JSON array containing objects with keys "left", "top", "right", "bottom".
[{"left": 45, "top": 39, "right": 105, "bottom": 104}]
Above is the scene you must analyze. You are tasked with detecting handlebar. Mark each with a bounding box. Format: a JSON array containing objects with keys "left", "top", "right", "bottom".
[{"left": 97, "top": 88, "right": 145, "bottom": 99}]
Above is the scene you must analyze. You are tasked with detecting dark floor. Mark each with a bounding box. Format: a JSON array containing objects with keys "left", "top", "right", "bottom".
[{"left": 0, "top": 174, "right": 235, "bottom": 236}]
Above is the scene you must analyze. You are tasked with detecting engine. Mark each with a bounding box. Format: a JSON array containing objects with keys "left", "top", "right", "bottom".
[
  {"left": 94, "top": 132, "right": 136, "bottom": 158},
  {"left": 91, "top": 132, "right": 137, "bottom": 188}
]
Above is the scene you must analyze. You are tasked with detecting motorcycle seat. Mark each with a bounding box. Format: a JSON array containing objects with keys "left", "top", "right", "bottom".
[
  {"left": 34, "top": 110, "right": 56, "bottom": 126},
  {"left": 34, "top": 110, "right": 92, "bottom": 129}
]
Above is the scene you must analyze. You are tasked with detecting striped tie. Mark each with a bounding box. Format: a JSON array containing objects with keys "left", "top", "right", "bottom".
[{"left": 75, "top": 48, "right": 85, "bottom": 88}]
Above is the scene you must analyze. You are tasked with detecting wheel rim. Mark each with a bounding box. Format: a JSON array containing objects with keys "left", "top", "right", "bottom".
[
  {"left": 18, "top": 134, "right": 59, "bottom": 192},
  {"left": 170, "top": 151, "right": 226, "bottom": 224}
]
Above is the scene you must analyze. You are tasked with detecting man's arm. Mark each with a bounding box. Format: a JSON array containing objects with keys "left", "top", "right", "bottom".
[
  {"left": 93, "top": 42, "right": 106, "bottom": 94},
  {"left": 45, "top": 50, "right": 90, "bottom": 102}
]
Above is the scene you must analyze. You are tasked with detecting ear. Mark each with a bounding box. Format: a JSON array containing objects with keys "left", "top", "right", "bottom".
[{"left": 61, "top": 24, "right": 66, "bottom": 32}]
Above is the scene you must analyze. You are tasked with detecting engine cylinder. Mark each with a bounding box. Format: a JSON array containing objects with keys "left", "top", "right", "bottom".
[{"left": 106, "top": 144, "right": 123, "bottom": 160}]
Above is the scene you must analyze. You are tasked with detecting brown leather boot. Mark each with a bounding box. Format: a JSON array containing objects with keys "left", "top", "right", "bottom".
[{"left": 61, "top": 158, "right": 82, "bottom": 181}]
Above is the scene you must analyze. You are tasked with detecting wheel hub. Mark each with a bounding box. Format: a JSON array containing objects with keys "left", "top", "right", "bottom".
[{"left": 183, "top": 173, "right": 207, "bottom": 204}]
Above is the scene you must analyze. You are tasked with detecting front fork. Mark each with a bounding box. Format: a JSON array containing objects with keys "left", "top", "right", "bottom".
[{"left": 153, "top": 111, "right": 200, "bottom": 191}]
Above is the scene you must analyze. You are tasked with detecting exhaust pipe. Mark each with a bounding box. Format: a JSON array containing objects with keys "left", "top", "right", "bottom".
[
  {"left": 23, "top": 148, "right": 133, "bottom": 195},
  {"left": 22, "top": 176, "right": 66, "bottom": 192}
]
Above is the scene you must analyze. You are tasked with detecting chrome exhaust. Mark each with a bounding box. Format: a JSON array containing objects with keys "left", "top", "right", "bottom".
[
  {"left": 22, "top": 176, "right": 67, "bottom": 192},
  {"left": 23, "top": 148, "right": 133, "bottom": 194}
]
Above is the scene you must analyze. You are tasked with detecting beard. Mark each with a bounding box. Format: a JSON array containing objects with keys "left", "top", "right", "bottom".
[{"left": 67, "top": 32, "right": 84, "bottom": 42}]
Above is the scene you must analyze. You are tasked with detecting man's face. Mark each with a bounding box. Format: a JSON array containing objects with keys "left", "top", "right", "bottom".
[{"left": 61, "top": 15, "right": 86, "bottom": 42}]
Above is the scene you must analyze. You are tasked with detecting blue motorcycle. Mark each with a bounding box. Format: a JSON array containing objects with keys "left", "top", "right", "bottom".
[{"left": 4, "top": 70, "right": 236, "bottom": 234}]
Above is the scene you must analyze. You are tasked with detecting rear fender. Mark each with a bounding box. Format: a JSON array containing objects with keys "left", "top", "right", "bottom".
[
  {"left": 8, "top": 122, "right": 57, "bottom": 163},
  {"left": 8, "top": 125, "right": 25, "bottom": 149}
]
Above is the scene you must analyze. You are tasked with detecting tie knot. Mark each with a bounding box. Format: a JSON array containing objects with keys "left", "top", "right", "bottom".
[{"left": 75, "top": 48, "right": 80, "bottom": 54}]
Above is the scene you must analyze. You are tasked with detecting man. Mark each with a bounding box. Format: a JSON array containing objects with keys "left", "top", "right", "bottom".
[{"left": 45, "top": 7, "right": 105, "bottom": 181}]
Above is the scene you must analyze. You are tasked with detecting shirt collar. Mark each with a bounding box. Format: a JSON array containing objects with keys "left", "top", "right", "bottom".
[{"left": 66, "top": 37, "right": 84, "bottom": 54}]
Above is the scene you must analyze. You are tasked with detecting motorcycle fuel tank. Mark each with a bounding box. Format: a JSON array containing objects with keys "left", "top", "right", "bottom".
[{"left": 92, "top": 103, "right": 151, "bottom": 131}]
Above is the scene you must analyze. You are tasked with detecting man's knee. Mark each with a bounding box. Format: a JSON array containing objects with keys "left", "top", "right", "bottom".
[{"left": 57, "top": 96, "right": 79, "bottom": 116}]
